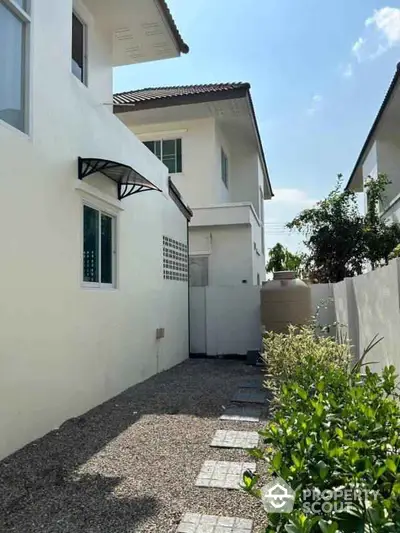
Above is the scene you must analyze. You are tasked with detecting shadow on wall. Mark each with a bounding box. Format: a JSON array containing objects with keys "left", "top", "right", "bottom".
[{"left": 0, "top": 359, "right": 259, "bottom": 533}]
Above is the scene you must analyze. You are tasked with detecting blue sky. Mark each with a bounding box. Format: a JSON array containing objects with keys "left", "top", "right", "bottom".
[{"left": 114, "top": 1, "right": 400, "bottom": 253}]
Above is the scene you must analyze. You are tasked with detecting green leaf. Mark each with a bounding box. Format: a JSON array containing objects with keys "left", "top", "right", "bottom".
[
  {"left": 291, "top": 452, "right": 302, "bottom": 469},
  {"left": 272, "top": 451, "right": 283, "bottom": 472},
  {"left": 335, "top": 428, "right": 344, "bottom": 439},
  {"left": 317, "top": 460, "right": 329, "bottom": 481},
  {"left": 319, "top": 520, "right": 339, "bottom": 533},
  {"left": 386, "top": 458, "right": 397, "bottom": 474}
]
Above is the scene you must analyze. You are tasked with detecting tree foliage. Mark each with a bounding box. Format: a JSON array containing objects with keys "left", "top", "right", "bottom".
[
  {"left": 287, "top": 174, "right": 400, "bottom": 283},
  {"left": 266, "top": 243, "right": 303, "bottom": 273}
]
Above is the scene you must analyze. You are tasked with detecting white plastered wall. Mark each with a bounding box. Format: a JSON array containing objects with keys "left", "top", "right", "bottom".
[{"left": 0, "top": 0, "right": 188, "bottom": 459}]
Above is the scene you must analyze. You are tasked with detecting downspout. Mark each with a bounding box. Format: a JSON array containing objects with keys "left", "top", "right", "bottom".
[{"left": 187, "top": 219, "right": 191, "bottom": 358}]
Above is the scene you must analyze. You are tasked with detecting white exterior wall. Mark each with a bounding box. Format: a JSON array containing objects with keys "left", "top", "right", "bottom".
[
  {"left": 0, "top": 0, "right": 188, "bottom": 460},
  {"left": 230, "top": 148, "right": 261, "bottom": 218},
  {"left": 362, "top": 142, "right": 378, "bottom": 181},
  {"left": 362, "top": 139, "right": 400, "bottom": 221},
  {"left": 250, "top": 214, "right": 265, "bottom": 285},
  {"left": 133, "top": 118, "right": 230, "bottom": 207},
  {"left": 214, "top": 124, "right": 233, "bottom": 205},
  {"left": 190, "top": 225, "right": 253, "bottom": 286},
  {"left": 132, "top": 118, "right": 266, "bottom": 285}
]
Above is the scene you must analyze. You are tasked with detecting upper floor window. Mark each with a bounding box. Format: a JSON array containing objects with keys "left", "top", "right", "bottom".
[
  {"left": 72, "top": 11, "right": 87, "bottom": 85},
  {"left": 0, "top": 0, "right": 31, "bottom": 133},
  {"left": 144, "top": 139, "right": 182, "bottom": 174},
  {"left": 221, "top": 148, "right": 228, "bottom": 188}
]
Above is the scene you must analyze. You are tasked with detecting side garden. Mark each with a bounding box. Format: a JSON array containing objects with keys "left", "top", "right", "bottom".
[{"left": 243, "top": 325, "right": 400, "bottom": 532}]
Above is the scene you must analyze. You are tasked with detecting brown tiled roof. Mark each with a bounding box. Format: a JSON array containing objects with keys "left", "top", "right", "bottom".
[
  {"left": 157, "top": 0, "right": 189, "bottom": 55},
  {"left": 113, "top": 82, "right": 273, "bottom": 197},
  {"left": 113, "top": 83, "right": 250, "bottom": 106}
]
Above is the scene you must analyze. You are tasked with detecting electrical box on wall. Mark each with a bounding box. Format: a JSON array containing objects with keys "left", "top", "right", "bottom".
[{"left": 156, "top": 328, "right": 165, "bottom": 340}]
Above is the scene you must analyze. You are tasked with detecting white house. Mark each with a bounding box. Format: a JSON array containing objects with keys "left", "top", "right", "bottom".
[
  {"left": 114, "top": 83, "right": 273, "bottom": 288},
  {"left": 347, "top": 63, "right": 400, "bottom": 224},
  {"left": 0, "top": 0, "right": 191, "bottom": 460}
]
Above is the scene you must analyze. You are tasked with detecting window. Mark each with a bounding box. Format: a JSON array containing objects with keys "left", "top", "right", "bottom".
[
  {"left": 257, "top": 273, "right": 260, "bottom": 286},
  {"left": 83, "top": 205, "right": 115, "bottom": 287},
  {"left": 189, "top": 256, "right": 209, "bottom": 287},
  {"left": 72, "top": 11, "right": 87, "bottom": 84},
  {"left": 0, "top": 0, "right": 30, "bottom": 133},
  {"left": 221, "top": 149, "right": 228, "bottom": 187},
  {"left": 144, "top": 139, "right": 182, "bottom": 173}
]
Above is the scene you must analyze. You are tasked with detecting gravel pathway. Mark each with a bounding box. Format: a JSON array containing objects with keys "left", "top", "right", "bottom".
[{"left": 0, "top": 359, "right": 270, "bottom": 532}]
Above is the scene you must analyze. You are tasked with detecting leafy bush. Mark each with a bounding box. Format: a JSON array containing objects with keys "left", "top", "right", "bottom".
[
  {"left": 263, "top": 325, "right": 351, "bottom": 398},
  {"left": 245, "top": 332, "right": 400, "bottom": 533}
]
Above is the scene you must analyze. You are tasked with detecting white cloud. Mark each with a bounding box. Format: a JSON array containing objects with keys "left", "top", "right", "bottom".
[
  {"left": 341, "top": 63, "right": 353, "bottom": 78},
  {"left": 352, "top": 37, "right": 365, "bottom": 62},
  {"left": 307, "top": 94, "right": 323, "bottom": 116},
  {"left": 352, "top": 7, "right": 400, "bottom": 62},
  {"left": 366, "top": 7, "right": 400, "bottom": 45}
]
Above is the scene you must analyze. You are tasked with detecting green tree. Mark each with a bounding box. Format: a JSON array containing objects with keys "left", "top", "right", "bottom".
[
  {"left": 266, "top": 243, "right": 302, "bottom": 273},
  {"left": 287, "top": 175, "right": 365, "bottom": 282},
  {"left": 287, "top": 174, "right": 400, "bottom": 283}
]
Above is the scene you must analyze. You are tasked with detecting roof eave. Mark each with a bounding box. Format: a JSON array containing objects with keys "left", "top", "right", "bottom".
[
  {"left": 156, "top": 0, "right": 189, "bottom": 55},
  {"left": 245, "top": 93, "right": 274, "bottom": 199},
  {"left": 346, "top": 63, "right": 400, "bottom": 191},
  {"left": 114, "top": 85, "right": 251, "bottom": 114}
]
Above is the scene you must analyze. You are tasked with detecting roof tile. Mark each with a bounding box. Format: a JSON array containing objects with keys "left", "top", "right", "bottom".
[{"left": 113, "top": 83, "right": 250, "bottom": 105}]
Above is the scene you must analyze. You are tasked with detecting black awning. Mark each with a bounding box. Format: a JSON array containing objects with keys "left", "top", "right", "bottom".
[{"left": 78, "top": 157, "right": 161, "bottom": 200}]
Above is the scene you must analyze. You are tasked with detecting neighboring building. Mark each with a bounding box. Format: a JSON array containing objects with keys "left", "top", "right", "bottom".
[
  {"left": 0, "top": 0, "right": 190, "bottom": 460},
  {"left": 347, "top": 63, "right": 400, "bottom": 224},
  {"left": 114, "top": 83, "right": 273, "bottom": 287}
]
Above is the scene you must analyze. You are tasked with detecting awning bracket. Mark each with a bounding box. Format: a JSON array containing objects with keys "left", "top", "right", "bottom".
[{"left": 78, "top": 157, "right": 161, "bottom": 200}]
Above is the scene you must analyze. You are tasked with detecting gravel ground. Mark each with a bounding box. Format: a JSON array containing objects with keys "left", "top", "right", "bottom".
[{"left": 0, "top": 359, "right": 270, "bottom": 533}]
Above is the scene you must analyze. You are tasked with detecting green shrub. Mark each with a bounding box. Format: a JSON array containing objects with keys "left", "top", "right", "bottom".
[
  {"left": 244, "top": 332, "right": 400, "bottom": 533},
  {"left": 263, "top": 325, "right": 351, "bottom": 397}
]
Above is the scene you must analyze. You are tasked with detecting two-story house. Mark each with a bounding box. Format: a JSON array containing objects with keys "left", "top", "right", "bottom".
[
  {"left": 114, "top": 83, "right": 273, "bottom": 288},
  {"left": 347, "top": 63, "right": 400, "bottom": 224},
  {"left": 0, "top": 0, "right": 190, "bottom": 460}
]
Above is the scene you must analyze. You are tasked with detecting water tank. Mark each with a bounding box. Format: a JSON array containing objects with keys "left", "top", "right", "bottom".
[{"left": 261, "top": 271, "right": 312, "bottom": 333}]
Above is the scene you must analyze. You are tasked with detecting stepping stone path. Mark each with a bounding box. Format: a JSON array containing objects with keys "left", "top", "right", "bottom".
[
  {"left": 231, "top": 388, "right": 266, "bottom": 405},
  {"left": 238, "top": 378, "right": 264, "bottom": 389},
  {"left": 195, "top": 460, "right": 256, "bottom": 489},
  {"left": 177, "top": 513, "right": 253, "bottom": 533},
  {"left": 179, "top": 370, "right": 264, "bottom": 532},
  {"left": 211, "top": 430, "right": 259, "bottom": 449},
  {"left": 219, "top": 405, "right": 261, "bottom": 422}
]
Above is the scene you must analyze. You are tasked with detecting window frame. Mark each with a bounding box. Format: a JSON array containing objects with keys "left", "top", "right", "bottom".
[
  {"left": 82, "top": 201, "right": 117, "bottom": 290},
  {"left": 71, "top": 8, "right": 88, "bottom": 86},
  {"left": 221, "top": 148, "right": 228, "bottom": 188},
  {"left": 144, "top": 138, "right": 182, "bottom": 174},
  {"left": 0, "top": 0, "right": 31, "bottom": 135}
]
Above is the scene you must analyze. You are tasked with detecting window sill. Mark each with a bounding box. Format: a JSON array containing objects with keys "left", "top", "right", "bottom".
[
  {"left": 81, "top": 284, "right": 118, "bottom": 291},
  {"left": 0, "top": 118, "right": 31, "bottom": 141},
  {"left": 75, "top": 181, "right": 124, "bottom": 213}
]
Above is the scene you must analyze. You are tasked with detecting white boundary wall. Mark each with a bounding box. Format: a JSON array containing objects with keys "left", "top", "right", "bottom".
[{"left": 311, "top": 260, "right": 400, "bottom": 374}]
